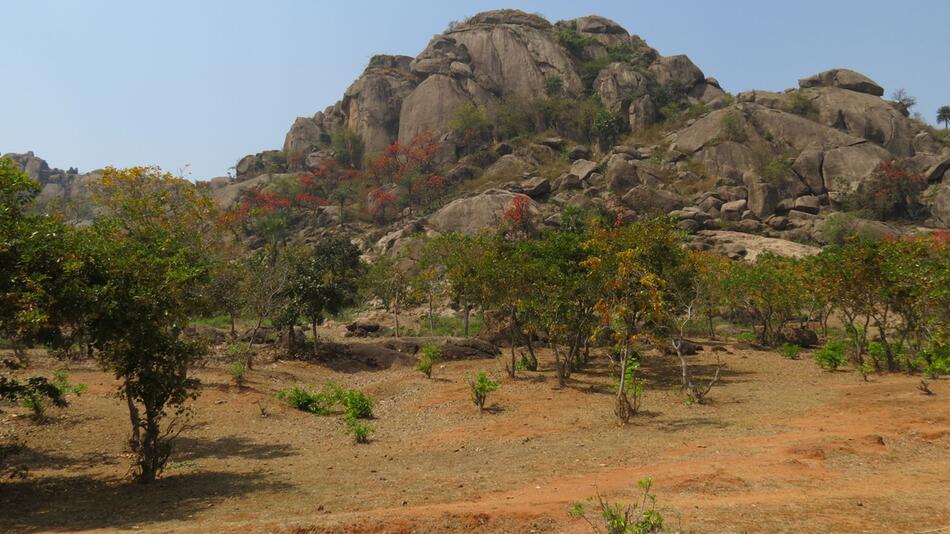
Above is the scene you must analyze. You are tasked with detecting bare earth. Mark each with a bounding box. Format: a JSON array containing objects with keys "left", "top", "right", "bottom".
[{"left": 1, "top": 342, "right": 948, "bottom": 533}]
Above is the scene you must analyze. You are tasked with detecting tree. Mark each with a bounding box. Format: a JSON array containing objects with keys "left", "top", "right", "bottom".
[
  {"left": 364, "top": 253, "right": 418, "bottom": 337},
  {"left": 331, "top": 127, "right": 365, "bottom": 168},
  {"left": 890, "top": 88, "right": 916, "bottom": 110},
  {"left": 368, "top": 132, "right": 445, "bottom": 216},
  {"left": 724, "top": 254, "right": 805, "bottom": 347},
  {"left": 81, "top": 166, "right": 217, "bottom": 483},
  {"left": 582, "top": 219, "right": 691, "bottom": 423},
  {"left": 286, "top": 236, "right": 362, "bottom": 353},
  {"left": 937, "top": 106, "right": 950, "bottom": 128}
]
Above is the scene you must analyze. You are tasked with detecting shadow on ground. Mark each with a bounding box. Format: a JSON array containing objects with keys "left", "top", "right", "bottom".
[{"left": 0, "top": 470, "right": 292, "bottom": 532}]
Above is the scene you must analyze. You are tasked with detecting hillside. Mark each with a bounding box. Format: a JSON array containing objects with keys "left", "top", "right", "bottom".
[{"left": 7, "top": 9, "right": 950, "bottom": 258}]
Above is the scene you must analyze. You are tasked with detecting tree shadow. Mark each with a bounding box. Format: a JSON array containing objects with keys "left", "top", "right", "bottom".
[
  {"left": 640, "top": 356, "right": 753, "bottom": 390},
  {"left": 0, "top": 470, "right": 292, "bottom": 532},
  {"left": 174, "top": 435, "right": 297, "bottom": 461},
  {"left": 656, "top": 417, "right": 731, "bottom": 433}
]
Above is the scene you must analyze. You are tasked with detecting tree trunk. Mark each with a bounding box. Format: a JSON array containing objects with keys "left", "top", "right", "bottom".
[
  {"left": 230, "top": 313, "right": 237, "bottom": 339},
  {"left": 126, "top": 389, "right": 141, "bottom": 453},
  {"left": 312, "top": 320, "right": 319, "bottom": 355},
  {"left": 615, "top": 339, "right": 631, "bottom": 424},
  {"left": 287, "top": 324, "right": 295, "bottom": 356},
  {"left": 508, "top": 310, "right": 517, "bottom": 378},
  {"left": 463, "top": 298, "right": 470, "bottom": 337},
  {"left": 428, "top": 294, "right": 434, "bottom": 336},
  {"left": 525, "top": 332, "right": 538, "bottom": 370}
]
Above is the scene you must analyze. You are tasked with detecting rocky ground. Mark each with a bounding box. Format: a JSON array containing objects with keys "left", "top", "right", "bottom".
[{"left": 1, "top": 340, "right": 948, "bottom": 533}]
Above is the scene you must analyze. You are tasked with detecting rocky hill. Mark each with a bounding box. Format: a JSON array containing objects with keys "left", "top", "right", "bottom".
[{"left": 8, "top": 9, "right": 950, "bottom": 257}]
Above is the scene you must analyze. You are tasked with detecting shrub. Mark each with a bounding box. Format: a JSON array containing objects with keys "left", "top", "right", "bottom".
[
  {"left": 228, "top": 361, "right": 247, "bottom": 387},
  {"left": 921, "top": 343, "right": 950, "bottom": 378},
  {"left": 344, "top": 414, "right": 374, "bottom": 444},
  {"left": 544, "top": 76, "right": 564, "bottom": 97},
  {"left": 815, "top": 340, "right": 846, "bottom": 371},
  {"left": 720, "top": 111, "right": 747, "bottom": 143},
  {"left": 416, "top": 343, "right": 443, "bottom": 378},
  {"left": 276, "top": 385, "right": 337, "bottom": 415},
  {"left": 850, "top": 160, "right": 927, "bottom": 220},
  {"left": 556, "top": 24, "right": 597, "bottom": 56},
  {"left": 569, "top": 477, "right": 665, "bottom": 534},
  {"left": 778, "top": 343, "right": 801, "bottom": 360},
  {"left": 761, "top": 157, "right": 794, "bottom": 185},
  {"left": 788, "top": 90, "right": 817, "bottom": 117},
  {"left": 20, "top": 371, "right": 85, "bottom": 418},
  {"left": 736, "top": 331, "right": 757, "bottom": 344},
  {"left": 449, "top": 103, "right": 488, "bottom": 140},
  {"left": 469, "top": 371, "right": 498, "bottom": 412},
  {"left": 340, "top": 389, "right": 373, "bottom": 419}
]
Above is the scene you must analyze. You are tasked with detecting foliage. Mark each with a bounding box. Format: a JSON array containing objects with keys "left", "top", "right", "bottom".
[
  {"left": 544, "top": 76, "right": 564, "bottom": 97},
  {"left": 787, "top": 90, "right": 817, "bottom": 117},
  {"left": 761, "top": 157, "right": 794, "bottom": 186},
  {"left": 344, "top": 414, "right": 374, "bottom": 444},
  {"left": 363, "top": 253, "right": 419, "bottom": 338},
  {"left": 276, "top": 383, "right": 340, "bottom": 415},
  {"left": 850, "top": 160, "right": 927, "bottom": 220},
  {"left": 339, "top": 389, "right": 373, "bottom": 419},
  {"left": 938, "top": 105, "right": 950, "bottom": 128},
  {"left": 778, "top": 343, "right": 801, "bottom": 360},
  {"left": 449, "top": 103, "right": 490, "bottom": 146},
  {"left": 593, "top": 110, "right": 626, "bottom": 150},
  {"left": 283, "top": 236, "right": 363, "bottom": 353},
  {"left": 719, "top": 111, "right": 747, "bottom": 143},
  {"left": 416, "top": 343, "right": 443, "bottom": 378},
  {"left": 367, "top": 132, "right": 444, "bottom": 215},
  {"left": 815, "top": 340, "right": 846, "bottom": 371},
  {"left": 724, "top": 254, "right": 804, "bottom": 346},
  {"left": 569, "top": 477, "right": 665, "bottom": 534},
  {"left": 228, "top": 361, "right": 247, "bottom": 387},
  {"left": 469, "top": 371, "right": 498, "bottom": 412},
  {"left": 331, "top": 127, "right": 365, "bottom": 168},
  {"left": 890, "top": 88, "right": 916, "bottom": 110}
]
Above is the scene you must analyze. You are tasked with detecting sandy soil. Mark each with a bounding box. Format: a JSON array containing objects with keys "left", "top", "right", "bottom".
[{"left": 1, "top": 341, "right": 948, "bottom": 533}]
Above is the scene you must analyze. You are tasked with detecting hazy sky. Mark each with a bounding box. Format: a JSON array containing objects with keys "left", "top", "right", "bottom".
[{"left": 3, "top": 0, "right": 948, "bottom": 180}]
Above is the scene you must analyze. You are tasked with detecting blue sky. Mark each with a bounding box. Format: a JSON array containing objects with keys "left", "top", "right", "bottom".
[{"left": 2, "top": 0, "right": 948, "bottom": 180}]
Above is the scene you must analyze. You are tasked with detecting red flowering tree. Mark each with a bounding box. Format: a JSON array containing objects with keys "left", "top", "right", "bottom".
[
  {"left": 366, "top": 132, "right": 445, "bottom": 216},
  {"left": 367, "top": 187, "right": 397, "bottom": 225},
  {"left": 502, "top": 194, "right": 536, "bottom": 238},
  {"left": 855, "top": 160, "right": 927, "bottom": 220}
]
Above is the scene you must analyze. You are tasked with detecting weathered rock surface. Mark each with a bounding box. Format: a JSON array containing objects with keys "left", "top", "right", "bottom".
[{"left": 427, "top": 189, "right": 540, "bottom": 235}]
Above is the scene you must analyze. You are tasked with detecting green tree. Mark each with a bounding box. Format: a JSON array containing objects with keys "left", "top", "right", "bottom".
[
  {"left": 287, "top": 237, "right": 363, "bottom": 352},
  {"left": 331, "top": 127, "right": 365, "bottom": 168},
  {"left": 937, "top": 105, "right": 950, "bottom": 128},
  {"left": 83, "top": 166, "right": 216, "bottom": 483},
  {"left": 364, "top": 253, "right": 418, "bottom": 337}
]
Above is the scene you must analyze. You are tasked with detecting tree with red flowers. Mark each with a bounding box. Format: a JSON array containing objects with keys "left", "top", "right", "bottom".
[
  {"left": 502, "top": 194, "right": 536, "bottom": 238},
  {"left": 853, "top": 160, "right": 926, "bottom": 220},
  {"left": 366, "top": 132, "right": 445, "bottom": 216}
]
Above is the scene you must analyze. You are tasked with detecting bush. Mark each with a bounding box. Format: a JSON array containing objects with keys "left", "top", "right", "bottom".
[
  {"left": 569, "top": 476, "right": 665, "bottom": 534},
  {"left": 921, "top": 343, "right": 950, "bottom": 378},
  {"left": 720, "top": 112, "right": 747, "bottom": 143},
  {"left": 761, "top": 157, "right": 794, "bottom": 185},
  {"left": 19, "top": 371, "right": 85, "bottom": 418},
  {"left": 416, "top": 343, "right": 443, "bottom": 378},
  {"left": 449, "top": 103, "right": 488, "bottom": 140},
  {"left": 736, "top": 331, "right": 757, "bottom": 344},
  {"left": 544, "top": 76, "right": 564, "bottom": 97},
  {"left": 228, "top": 361, "right": 247, "bottom": 387},
  {"left": 340, "top": 389, "right": 373, "bottom": 419},
  {"left": 276, "top": 384, "right": 337, "bottom": 415},
  {"left": 344, "top": 414, "right": 374, "bottom": 444},
  {"left": 469, "top": 371, "right": 498, "bottom": 412},
  {"left": 778, "top": 343, "right": 801, "bottom": 360},
  {"left": 788, "top": 90, "right": 817, "bottom": 117},
  {"left": 849, "top": 160, "right": 927, "bottom": 220},
  {"left": 815, "top": 340, "right": 846, "bottom": 371}
]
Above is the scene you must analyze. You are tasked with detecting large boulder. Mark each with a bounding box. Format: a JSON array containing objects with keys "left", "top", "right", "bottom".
[
  {"left": 341, "top": 55, "right": 418, "bottom": 155},
  {"left": 427, "top": 189, "right": 541, "bottom": 235},
  {"left": 747, "top": 182, "right": 779, "bottom": 219},
  {"left": 594, "top": 63, "right": 648, "bottom": 114},
  {"left": 648, "top": 55, "right": 705, "bottom": 89},
  {"left": 822, "top": 143, "right": 890, "bottom": 201},
  {"left": 482, "top": 154, "right": 533, "bottom": 181},
  {"left": 621, "top": 185, "right": 684, "bottom": 214},
  {"left": 798, "top": 68, "right": 884, "bottom": 96}
]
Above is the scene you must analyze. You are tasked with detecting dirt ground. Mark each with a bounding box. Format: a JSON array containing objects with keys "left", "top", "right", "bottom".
[{"left": 1, "top": 339, "right": 948, "bottom": 534}]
